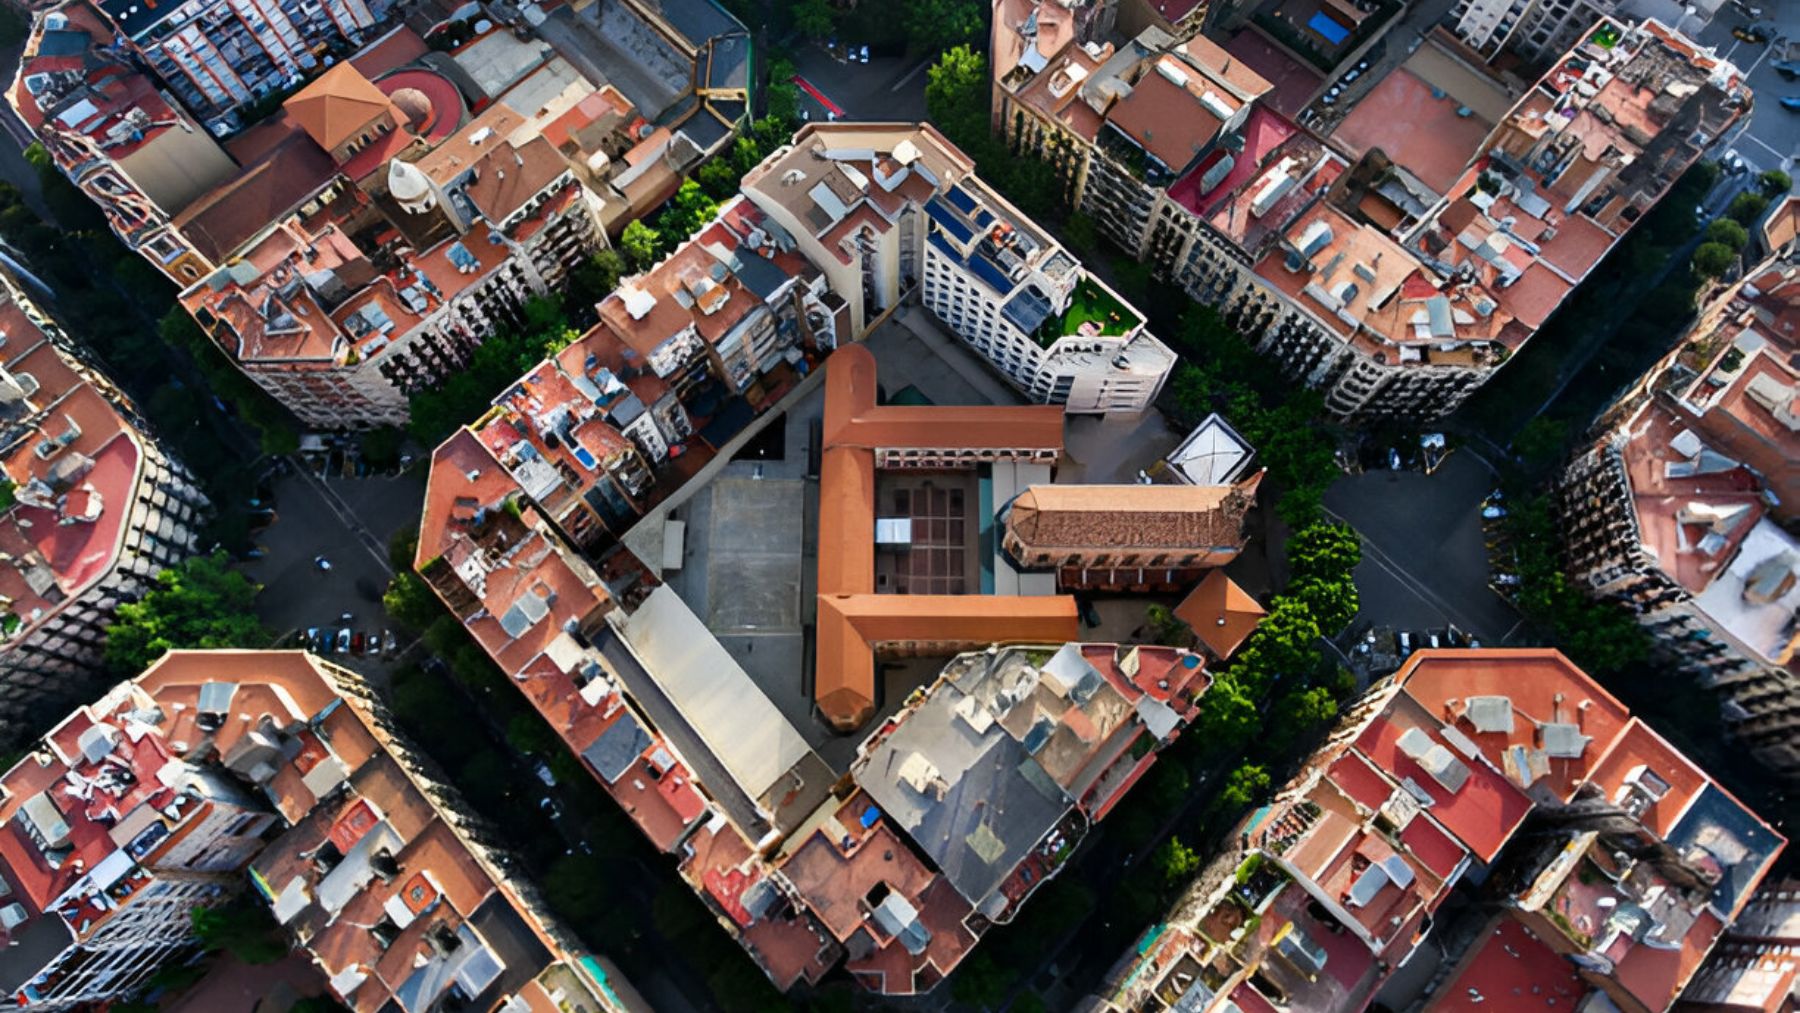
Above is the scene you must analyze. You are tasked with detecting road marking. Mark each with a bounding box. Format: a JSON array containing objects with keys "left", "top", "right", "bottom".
[
  {"left": 891, "top": 59, "right": 931, "bottom": 92},
  {"left": 1742, "top": 134, "right": 1789, "bottom": 169}
]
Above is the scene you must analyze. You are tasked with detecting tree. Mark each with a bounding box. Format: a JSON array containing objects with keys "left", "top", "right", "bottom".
[
  {"left": 1156, "top": 836, "right": 1202, "bottom": 884},
  {"left": 791, "top": 0, "right": 836, "bottom": 40},
  {"left": 192, "top": 899, "right": 286, "bottom": 964},
  {"left": 566, "top": 249, "right": 625, "bottom": 310},
  {"left": 1144, "top": 602, "right": 1193, "bottom": 647},
  {"left": 903, "top": 0, "right": 983, "bottom": 54},
  {"left": 1286, "top": 523, "right": 1361, "bottom": 583},
  {"left": 1727, "top": 191, "right": 1769, "bottom": 227},
  {"left": 697, "top": 157, "right": 739, "bottom": 200},
  {"left": 1288, "top": 575, "right": 1358, "bottom": 636},
  {"left": 1267, "top": 686, "right": 1338, "bottom": 751},
  {"left": 384, "top": 571, "right": 443, "bottom": 633},
  {"left": 655, "top": 180, "right": 719, "bottom": 250},
  {"left": 1704, "top": 218, "right": 1748, "bottom": 250},
  {"left": 104, "top": 552, "right": 267, "bottom": 675},
  {"left": 1691, "top": 241, "right": 1737, "bottom": 279},
  {"left": 1511, "top": 414, "right": 1568, "bottom": 471},
  {"left": 1217, "top": 763, "right": 1271, "bottom": 810},
  {"left": 1759, "top": 169, "right": 1791, "bottom": 197},
  {"left": 950, "top": 952, "right": 1011, "bottom": 1009},
  {"left": 1190, "top": 674, "right": 1260, "bottom": 755},
  {"left": 924, "top": 45, "right": 989, "bottom": 149},
  {"left": 620, "top": 219, "right": 661, "bottom": 272}
]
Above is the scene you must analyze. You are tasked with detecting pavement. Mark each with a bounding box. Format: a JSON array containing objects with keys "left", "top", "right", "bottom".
[
  {"left": 1679, "top": 4, "right": 1800, "bottom": 175},
  {"left": 241, "top": 463, "right": 426, "bottom": 688},
  {"left": 1321, "top": 450, "right": 1522, "bottom": 644},
  {"left": 790, "top": 44, "right": 930, "bottom": 125}
]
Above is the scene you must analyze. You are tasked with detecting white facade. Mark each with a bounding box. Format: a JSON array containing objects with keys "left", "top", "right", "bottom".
[{"left": 920, "top": 235, "right": 1174, "bottom": 413}]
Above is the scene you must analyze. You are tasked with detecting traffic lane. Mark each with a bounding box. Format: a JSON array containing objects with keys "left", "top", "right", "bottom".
[
  {"left": 791, "top": 46, "right": 928, "bottom": 122},
  {"left": 242, "top": 473, "right": 393, "bottom": 648},
  {"left": 1322, "top": 451, "right": 1520, "bottom": 643},
  {"left": 1698, "top": 8, "right": 1800, "bottom": 173}
]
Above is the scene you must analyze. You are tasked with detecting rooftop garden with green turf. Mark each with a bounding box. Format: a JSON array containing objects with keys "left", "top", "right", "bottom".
[{"left": 1035, "top": 277, "right": 1143, "bottom": 348}]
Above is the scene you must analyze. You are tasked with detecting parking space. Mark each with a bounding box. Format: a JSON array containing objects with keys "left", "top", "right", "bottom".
[
  {"left": 1688, "top": 4, "right": 1800, "bottom": 174},
  {"left": 790, "top": 45, "right": 929, "bottom": 126},
  {"left": 242, "top": 464, "right": 426, "bottom": 687},
  {"left": 1322, "top": 451, "right": 1521, "bottom": 645}
]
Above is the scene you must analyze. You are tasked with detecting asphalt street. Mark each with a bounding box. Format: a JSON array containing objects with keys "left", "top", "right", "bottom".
[
  {"left": 1322, "top": 450, "right": 1522, "bottom": 644},
  {"left": 1688, "top": 3, "right": 1800, "bottom": 174},
  {"left": 790, "top": 45, "right": 930, "bottom": 125},
  {"left": 242, "top": 464, "right": 426, "bottom": 687}
]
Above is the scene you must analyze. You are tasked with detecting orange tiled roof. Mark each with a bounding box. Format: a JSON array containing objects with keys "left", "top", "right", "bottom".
[
  {"left": 284, "top": 62, "right": 396, "bottom": 153},
  {"left": 1173, "top": 570, "right": 1265, "bottom": 659},
  {"left": 813, "top": 345, "right": 1072, "bottom": 731}
]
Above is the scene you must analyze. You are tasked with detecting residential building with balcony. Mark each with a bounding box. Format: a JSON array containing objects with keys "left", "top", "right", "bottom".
[
  {"left": 0, "top": 649, "right": 642, "bottom": 1013},
  {"left": 1449, "top": 0, "right": 1620, "bottom": 66},
  {"left": 416, "top": 288, "right": 1240, "bottom": 995},
  {"left": 1089, "top": 649, "right": 1787, "bottom": 1013},
  {"left": 0, "top": 270, "right": 208, "bottom": 749},
  {"left": 741, "top": 123, "right": 1176, "bottom": 413},
  {"left": 1680, "top": 876, "right": 1800, "bottom": 1013},
  {"left": 1558, "top": 198, "right": 1800, "bottom": 781},
  {"left": 10, "top": 10, "right": 772, "bottom": 429},
  {"left": 991, "top": 17, "right": 1746, "bottom": 419}
]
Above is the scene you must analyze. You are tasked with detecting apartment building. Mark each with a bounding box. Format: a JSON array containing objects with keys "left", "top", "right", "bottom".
[
  {"left": 0, "top": 271, "right": 209, "bottom": 749},
  {"left": 417, "top": 290, "right": 1244, "bottom": 995},
  {"left": 999, "top": 474, "right": 1262, "bottom": 591},
  {"left": 741, "top": 123, "right": 1176, "bottom": 413},
  {"left": 992, "top": 17, "right": 1746, "bottom": 418},
  {"left": 1091, "top": 649, "right": 1787, "bottom": 1013},
  {"left": 1558, "top": 199, "right": 1800, "bottom": 781},
  {"left": 101, "top": 0, "right": 393, "bottom": 132},
  {"left": 1681, "top": 877, "right": 1800, "bottom": 1013},
  {"left": 9, "top": 4, "right": 757, "bottom": 429},
  {"left": 0, "top": 649, "right": 639, "bottom": 1012},
  {"left": 1449, "top": 0, "right": 1619, "bottom": 65}
]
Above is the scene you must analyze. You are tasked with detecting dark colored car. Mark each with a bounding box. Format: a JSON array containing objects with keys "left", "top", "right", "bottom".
[
  {"left": 1774, "top": 60, "right": 1800, "bottom": 79},
  {"left": 1732, "top": 25, "right": 1770, "bottom": 43}
]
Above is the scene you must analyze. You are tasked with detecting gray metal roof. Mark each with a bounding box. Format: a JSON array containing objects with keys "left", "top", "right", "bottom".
[
  {"left": 581, "top": 711, "right": 652, "bottom": 784},
  {"left": 855, "top": 676, "right": 1071, "bottom": 907}
]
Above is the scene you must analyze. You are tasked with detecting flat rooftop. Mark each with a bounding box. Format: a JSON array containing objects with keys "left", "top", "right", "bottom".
[{"left": 1329, "top": 65, "right": 1493, "bottom": 196}]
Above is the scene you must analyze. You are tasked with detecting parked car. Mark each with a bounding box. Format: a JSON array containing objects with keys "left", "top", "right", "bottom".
[
  {"left": 1733, "top": 25, "right": 1770, "bottom": 44},
  {"left": 314, "top": 555, "right": 332, "bottom": 571},
  {"left": 1492, "top": 573, "right": 1521, "bottom": 587},
  {"left": 305, "top": 627, "right": 320, "bottom": 651},
  {"left": 534, "top": 762, "right": 556, "bottom": 788},
  {"left": 385, "top": 630, "right": 398, "bottom": 653},
  {"left": 351, "top": 631, "right": 365, "bottom": 653},
  {"left": 1482, "top": 504, "right": 1508, "bottom": 520},
  {"left": 367, "top": 633, "right": 381, "bottom": 656},
  {"left": 340, "top": 611, "right": 354, "bottom": 625},
  {"left": 1782, "top": 96, "right": 1800, "bottom": 112},
  {"left": 335, "top": 629, "right": 351, "bottom": 653},
  {"left": 1774, "top": 60, "right": 1800, "bottom": 79}
]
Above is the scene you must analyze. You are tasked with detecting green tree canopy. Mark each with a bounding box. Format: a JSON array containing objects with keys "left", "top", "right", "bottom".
[
  {"left": 924, "top": 45, "right": 989, "bottom": 149},
  {"left": 192, "top": 898, "right": 286, "bottom": 964},
  {"left": 1190, "top": 673, "right": 1260, "bottom": 755},
  {"left": 1267, "top": 686, "right": 1338, "bottom": 752},
  {"left": 1704, "top": 218, "right": 1748, "bottom": 250},
  {"left": 1156, "top": 836, "right": 1202, "bottom": 884},
  {"left": 904, "top": 0, "right": 983, "bottom": 54},
  {"left": 105, "top": 552, "right": 267, "bottom": 675},
  {"left": 792, "top": 0, "right": 836, "bottom": 39},
  {"left": 1691, "top": 241, "right": 1737, "bottom": 279},
  {"left": 1217, "top": 763, "right": 1271, "bottom": 810},
  {"left": 1287, "top": 523, "right": 1361, "bottom": 583},
  {"left": 620, "top": 219, "right": 661, "bottom": 272},
  {"left": 566, "top": 248, "right": 626, "bottom": 310},
  {"left": 1759, "top": 169, "right": 1791, "bottom": 197},
  {"left": 1511, "top": 414, "right": 1568, "bottom": 472},
  {"left": 1727, "top": 191, "right": 1769, "bottom": 227}
]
